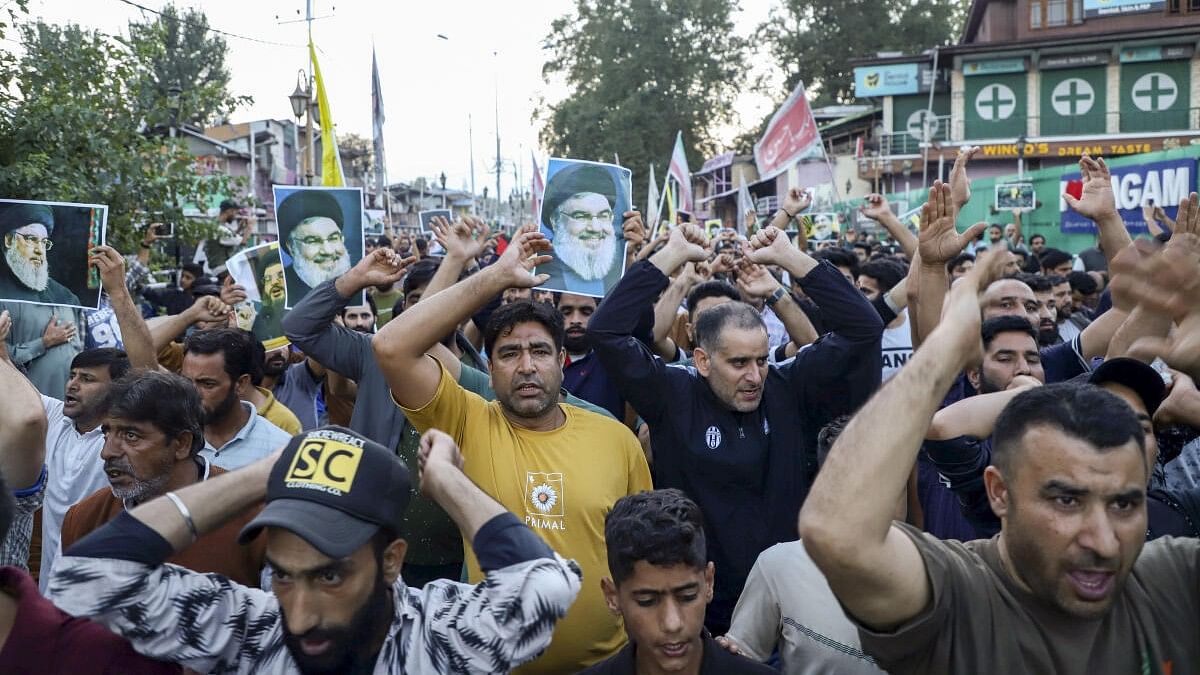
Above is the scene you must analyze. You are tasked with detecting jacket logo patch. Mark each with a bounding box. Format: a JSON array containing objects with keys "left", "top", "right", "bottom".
[{"left": 705, "top": 426, "right": 722, "bottom": 449}]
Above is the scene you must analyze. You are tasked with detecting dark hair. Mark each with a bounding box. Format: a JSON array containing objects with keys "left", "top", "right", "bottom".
[
  {"left": 99, "top": 370, "right": 205, "bottom": 456},
  {"left": 693, "top": 301, "right": 765, "bottom": 352},
  {"left": 219, "top": 199, "right": 241, "bottom": 212},
  {"left": 183, "top": 328, "right": 260, "bottom": 382},
  {"left": 605, "top": 489, "right": 706, "bottom": 586},
  {"left": 946, "top": 252, "right": 975, "bottom": 274},
  {"left": 1047, "top": 274, "right": 1067, "bottom": 287},
  {"left": 483, "top": 300, "right": 565, "bottom": 358},
  {"left": 853, "top": 242, "right": 872, "bottom": 254},
  {"left": 857, "top": 258, "right": 907, "bottom": 293},
  {"left": 1015, "top": 272, "right": 1052, "bottom": 293},
  {"left": 817, "top": 415, "right": 852, "bottom": 470},
  {"left": 993, "top": 383, "right": 1145, "bottom": 475},
  {"left": 1039, "top": 248, "right": 1072, "bottom": 271},
  {"left": 181, "top": 262, "right": 204, "bottom": 279},
  {"left": 812, "top": 248, "right": 859, "bottom": 277},
  {"left": 1030, "top": 234, "right": 1046, "bottom": 245},
  {"left": 1067, "top": 271, "right": 1098, "bottom": 295},
  {"left": 71, "top": 348, "right": 131, "bottom": 381},
  {"left": 414, "top": 237, "right": 429, "bottom": 254},
  {"left": 340, "top": 296, "right": 377, "bottom": 321},
  {"left": 554, "top": 293, "right": 596, "bottom": 310},
  {"left": 686, "top": 280, "right": 741, "bottom": 321},
  {"left": 402, "top": 259, "right": 440, "bottom": 295},
  {"left": 988, "top": 223, "right": 1003, "bottom": 233},
  {"left": 981, "top": 315, "right": 1037, "bottom": 351}
]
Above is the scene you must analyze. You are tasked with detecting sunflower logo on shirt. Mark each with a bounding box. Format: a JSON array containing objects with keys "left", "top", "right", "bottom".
[{"left": 525, "top": 472, "right": 565, "bottom": 521}]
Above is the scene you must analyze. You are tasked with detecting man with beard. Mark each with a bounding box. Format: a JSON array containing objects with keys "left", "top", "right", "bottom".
[
  {"left": 278, "top": 190, "right": 353, "bottom": 306},
  {"left": 251, "top": 252, "right": 287, "bottom": 342},
  {"left": 799, "top": 250, "right": 1200, "bottom": 674},
  {"left": 47, "top": 426, "right": 583, "bottom": 674},
  {"left": 375, "top": 228, "right": 651, "bottom": 673},
  {"left": 558, "top": 293, "right": 625, "bottom": 419},
  {"left": 181, "top": 328, "right": 290, "bottom": 470},
  {"left": 58, "top": 370, "right": 266, "bottom": 586},
  {"left": 262, "top": 345, "right": 324, "bottom": 432},
  {"left": 588, "top": 223, "right": 882, "bottom": 636},
  {"left": 1015, "top": 274, "right": 1060, "bottom": 346},
  {"left": 537, "top": 163, "right": 627, "bottom": 297},
  {"left": 0, "top": 203, "right": 80, "bottom": 306},
  {"left": 242, "top": 340, "right": 303, "bottom": 435}
]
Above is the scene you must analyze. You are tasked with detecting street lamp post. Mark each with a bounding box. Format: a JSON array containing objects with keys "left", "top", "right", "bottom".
[
  {"left": 440, "top": 172, "right": 447, "bottom": 208},
  {"left": 288, "top": 71, "right": 313, "bottom": 185}
]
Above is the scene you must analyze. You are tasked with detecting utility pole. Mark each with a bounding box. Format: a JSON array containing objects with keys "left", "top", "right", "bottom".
[
  {"left": 469, "top": 114, "right": 476, "bottom": 214},
  {"left": 493, "top": 51, "right": 501, "bottom": 226},
  {"left": 305, "top": 0, "right": 315, "bottom": 186}
]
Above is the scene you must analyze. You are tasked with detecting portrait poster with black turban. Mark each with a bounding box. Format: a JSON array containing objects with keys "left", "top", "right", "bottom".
[
  {"left": 536, "top": 158, "right": 632, "bottom": 298},
  {"left": 272, "top": 186, "right": 364, "bottom": 309},
  {"left": 0, "top": 198, "right": 107, "bottom": 310},
  {"left": 227, "top": 242, "right": 289, "bottom": 351}
]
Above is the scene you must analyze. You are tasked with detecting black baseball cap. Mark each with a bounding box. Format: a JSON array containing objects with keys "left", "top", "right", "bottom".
[
  {"left": 238, "top": 426, "right": 411, "bottom": 558},
  {"left": 1087, "top": 358, "right": 1167, "bottom": 416},
  {"left": 219, "top": 199, "right": 241, "bottom": 212}
]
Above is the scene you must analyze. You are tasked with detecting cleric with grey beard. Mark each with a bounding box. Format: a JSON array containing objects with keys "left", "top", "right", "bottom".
[
  {"left": 0, "top": 202, "right": 81, "bottom": 306},
  {"left": 277, "top": 189, "right": 355, "bottom": 308},
  {"left": 537, "top": 162, "right": 628, "bottom": 298}
]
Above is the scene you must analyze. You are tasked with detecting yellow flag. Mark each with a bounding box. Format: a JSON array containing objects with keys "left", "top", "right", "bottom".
[
  {"left": 309, "top": 41, "right": 345, "bottom": 187},
  {"left": 663, "top": 181, "right": 676, "bottom": 237}
]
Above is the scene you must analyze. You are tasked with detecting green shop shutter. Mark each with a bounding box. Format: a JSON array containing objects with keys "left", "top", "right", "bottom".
[
  {"left": 1120, "top": 60, "right": 1189, "bottom": 133},
  {"left": 1040, "top": 67, "right": 1107, "bottom": 136},
  {"left": 890, "top": 94, "right": 951, "bottom": 155},
  {"left": 965, "top": 72, "right": 1027, "bottom": 140}
]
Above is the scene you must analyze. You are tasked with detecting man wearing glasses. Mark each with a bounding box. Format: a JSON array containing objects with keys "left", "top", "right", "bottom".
[
  {"left": 0, "top": 202, "right": 81, "bottom": 306},
  {"left": 277, "top": 190, "right": 353, "bottom": 306},
  {"left": 539, "top": 163, "right": 628, "bottom": 297}
]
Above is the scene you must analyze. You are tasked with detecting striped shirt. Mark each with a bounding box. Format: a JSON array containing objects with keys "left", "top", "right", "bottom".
[{"left": 201, "top": 402, "right": 292, "bottom": 470}]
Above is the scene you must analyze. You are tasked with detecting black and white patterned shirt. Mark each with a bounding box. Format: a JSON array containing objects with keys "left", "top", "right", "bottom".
[{"left": 47, "top": 512, "right": 582, "bottom": 674}]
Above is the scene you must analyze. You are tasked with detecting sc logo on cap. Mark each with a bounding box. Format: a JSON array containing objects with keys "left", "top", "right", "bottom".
[{"left": 285, "top": 440, "right": 363, "bottom": 493}]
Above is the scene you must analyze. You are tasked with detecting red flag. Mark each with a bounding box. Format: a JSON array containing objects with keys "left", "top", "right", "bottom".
[
  {"left": 1065, "top": 179, "right": 1084, "bottom": 200},
  {"left": 754, "top": 80, "right": 823, "bottom": 181}
]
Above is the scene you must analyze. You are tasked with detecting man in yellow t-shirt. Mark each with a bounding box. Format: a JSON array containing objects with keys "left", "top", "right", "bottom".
[{"left": 373, "top": 226, "right": 652, "bottom": 674}]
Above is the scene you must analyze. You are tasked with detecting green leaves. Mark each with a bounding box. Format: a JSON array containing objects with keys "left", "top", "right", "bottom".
[{"left": 539, "top": 0, "right": 747, "bottom": 209}]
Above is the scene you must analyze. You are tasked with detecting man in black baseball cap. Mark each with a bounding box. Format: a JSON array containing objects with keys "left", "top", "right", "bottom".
[{"left": 47, "top": 426, "right": 583, "bottom": 674}]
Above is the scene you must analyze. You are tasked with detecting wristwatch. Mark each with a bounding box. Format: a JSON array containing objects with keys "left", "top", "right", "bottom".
[{"left": 765, "top": 287, "right": 788, "bottom": 308}]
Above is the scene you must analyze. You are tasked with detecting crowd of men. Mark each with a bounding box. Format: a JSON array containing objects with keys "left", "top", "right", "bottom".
[{"left": 0, "top": 147, "right": 1199, "bottom": 674}]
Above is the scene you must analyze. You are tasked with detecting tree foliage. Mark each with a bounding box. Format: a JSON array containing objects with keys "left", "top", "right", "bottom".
[
  {"left": 125, "top": 4, "right": 250, "bottom": 129},
  {"left": 0, "top": 19, "right": 242, "bottom": 256},
  {"left": 539, "top": 0, "right": 746, "bottom": 208},
  {"left": 338, "top": 132, "right": 374, "bottom": 187},
  {"left": 760, "top": 0, "right": 969, "bottom": 105}
]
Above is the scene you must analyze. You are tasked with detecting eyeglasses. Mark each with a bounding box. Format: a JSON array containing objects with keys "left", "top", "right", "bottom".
[
  {"left": 11, "top": 232, "right": 53, "bottom": 250},
  {"left": 294, "top": 231, "right": 344, "bottom": 247},
  {"left": 559, "top": 210, "right": 613, "bottom": 226}
]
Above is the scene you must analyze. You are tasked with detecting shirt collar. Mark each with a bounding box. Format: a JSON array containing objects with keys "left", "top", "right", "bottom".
[{"left": 204, "top": 401, "right": 258, "bottom": 451}]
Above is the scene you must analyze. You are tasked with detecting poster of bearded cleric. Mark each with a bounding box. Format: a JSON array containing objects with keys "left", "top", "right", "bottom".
[
  {"left": 536, "top": 158, "right": 632, "bottom": 298},
  {"left": 0, "top": 199, "right": 106, "bottom": 310},
  {"left": 226, "top": 242, "right": 289, "bottom": 350},
  {"left": 272, "top": 185, "right": 364, "bottom": 309}
]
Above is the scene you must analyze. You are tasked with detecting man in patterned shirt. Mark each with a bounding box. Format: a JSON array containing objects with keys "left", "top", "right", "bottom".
[{"left": 47, "top": 425, "right": 582, "bottom": 674}]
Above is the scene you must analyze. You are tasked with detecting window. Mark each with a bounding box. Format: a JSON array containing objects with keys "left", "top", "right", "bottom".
[
  {"left": 1031, "top": 0, "right": 1043, "bottom": 28},
  {"left": 1047, "top": 0, "right": 1068, "bottom": 26},
  {"left": 1072, "top": 0, "right": 1084, "bottom": 22}
]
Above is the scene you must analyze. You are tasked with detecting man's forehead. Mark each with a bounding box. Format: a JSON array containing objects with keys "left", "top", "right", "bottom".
[
  {"left": 71, "top": 365, "right": 112, "bottom": 380},
  {"left": 182, "top": 351, "right": 227, "bottom": 373},
  {"left": 294, "top": 217, "right": 339, "bottom": 234},
  {"left": 558, "top": 293, "right": 596, "bottom": 310},
  {"left": 104, "top": 415, "right": 158, "bottom": 432},
  {"left": 560, "top": 192, "right": 611, "bottom": 209},
  {"left": 14, "top": 223, "right": 47, "bottom": 236},
  {"left": 1014, "top": 424, "right": 1147, "bottom": 484},
  {"left": 985, "top": 279, "right": 1034, "bottom": 302},
  {"left": 623, "top": 560, "right": 706, "bottom": 592},
  {"left": 987, "top": 331, "right": 1037, "bottom": 354},
  {"left": 496, "top": 322, "right": 555, "bottom": 346}
]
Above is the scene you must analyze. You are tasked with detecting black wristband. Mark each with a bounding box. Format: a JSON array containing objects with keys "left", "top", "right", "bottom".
[{"left": 780, "top": 207, "right": 796, "bottom": 219}]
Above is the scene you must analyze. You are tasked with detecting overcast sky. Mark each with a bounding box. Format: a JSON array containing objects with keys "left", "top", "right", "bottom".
[{"left": 23, "top": 0, "right": 776, "bottom": 197}]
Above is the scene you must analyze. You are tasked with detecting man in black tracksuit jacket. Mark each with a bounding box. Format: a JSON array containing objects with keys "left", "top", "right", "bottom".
[{"left": 589, "top": 223, "right": 883, "bottom": 634}]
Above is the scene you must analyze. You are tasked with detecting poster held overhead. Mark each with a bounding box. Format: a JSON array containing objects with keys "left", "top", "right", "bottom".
[
  {"left": 0, "top": 198, "right": 106, "bottom": 310},
  {"left": 227, "top": 242, "right": 289, "bottom": 350},
  {"left": 273, "top": 185, "right": 364, "bottom": 309},
  {"left": 995, "top": 182, "right": 1036, "bottom": 211},
  {"left": 536, "top": 158, "right": 632, "bottom": 299}
]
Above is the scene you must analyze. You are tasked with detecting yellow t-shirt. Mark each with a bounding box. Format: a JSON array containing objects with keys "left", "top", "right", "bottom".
[
  {"left": 255, "top": 386, "right": 302, "bottom": 435},
  {"left": 401, "top": 361, "right": 653, "bottom": 674}
]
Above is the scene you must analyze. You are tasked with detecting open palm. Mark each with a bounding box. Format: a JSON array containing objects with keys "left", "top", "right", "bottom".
[{"left": 918, "top": 182, "right": 985, "bottom": 264}]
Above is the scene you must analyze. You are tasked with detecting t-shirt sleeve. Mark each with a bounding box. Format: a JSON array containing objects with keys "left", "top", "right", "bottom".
[
  {"left": 725, "top": 550, "right": 781, "bottom": 662},
  {"left": 853, "top": 523, "right": 994, "bottom": 670},
  {"left": 397, "top": 357, "right": 478, "bottom": 445},
  {"left": 625, "top": 430, "right": 653, "bottom": 494},
  {"left": 1131, "top": 537, "right": 1200, "bottom": 626}
]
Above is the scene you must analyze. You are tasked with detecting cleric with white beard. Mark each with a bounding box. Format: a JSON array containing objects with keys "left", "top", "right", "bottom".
[
  {"left": 0, "top": 202, "right": 81, "bottom": 306},
  {"left": 277, "top": 189, "right": 353, "bottom": 307},
  {"left": 537, "top": 162, "right": 628, "bottom": 298}
]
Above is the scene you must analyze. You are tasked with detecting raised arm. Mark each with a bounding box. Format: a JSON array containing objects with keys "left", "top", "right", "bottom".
[
  {"left": 1062, "top": 155, "right": 1133, "bottom": 267},
  {"left": 91, "top": 245, "right": 157, "bottom": 370},
  {"left": 736, "top": 259, "right": 818, "bottom": 349},
  {"left": 0, "top": 311, "right": 46, "bottom": 489},
  {"left": 927, "top": 377, "right": 1040, "bottom": 441},
  {"left": 798, "top": 193, "right": 1007, "bottom": 631},
  {"left": 860, "top": 193, "right": 918, "bottom": 259},
  {"left": 282, "top": 249, "right": 416, "bottom": 380},
  {"left": 374, "top": 227, "right": 551, "bottom": 410},
  {"left": 775, "top": 187, "right": 811, "bottom": 251},
  {"left": 911, "top": 178, "right": 988, "bottom": 346},
  {"left": 650, "top": 263, "right": 701, "bottom": 360},
  {"left": 148, "top": 295, "right": 230, "bottom": 353},
  {"left": 425, "top": 216, "right": 489, "bottom": 299},
  {"left": 1007, "top": 209, "right": 1023, "bottom": 250}
]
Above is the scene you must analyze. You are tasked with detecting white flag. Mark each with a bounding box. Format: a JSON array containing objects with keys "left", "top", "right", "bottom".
[
  {"left": 646, "top": 164, "right": 660, "bottom": 230},
  {"left": 736, "top": 176, "right": 755, "bottom": 236}
]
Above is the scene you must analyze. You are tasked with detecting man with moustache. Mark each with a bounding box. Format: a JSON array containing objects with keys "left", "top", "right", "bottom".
[
  {"left": 47, "top": 427, "right": 583, "bottom": 674},
  {"left": 180, "top": 328, "right": 290, "bottom": 470},
  {"left": 58, "top": 370, "right": 266, "bottom": 587},
  {"left": 537, "top": 163, "right": 627, "bottom": 297},
  {"left": 252, "top": 251, "right": 287, "bottom": 341},
  {"left": 557, "top": 292, "right": 625, "bottom": 419},
  {"left": 0, "top": 202, "right": 80, "bottom": 306},
  {"left": 278, "top": 190, "right": 353, "bottom": 305}
]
